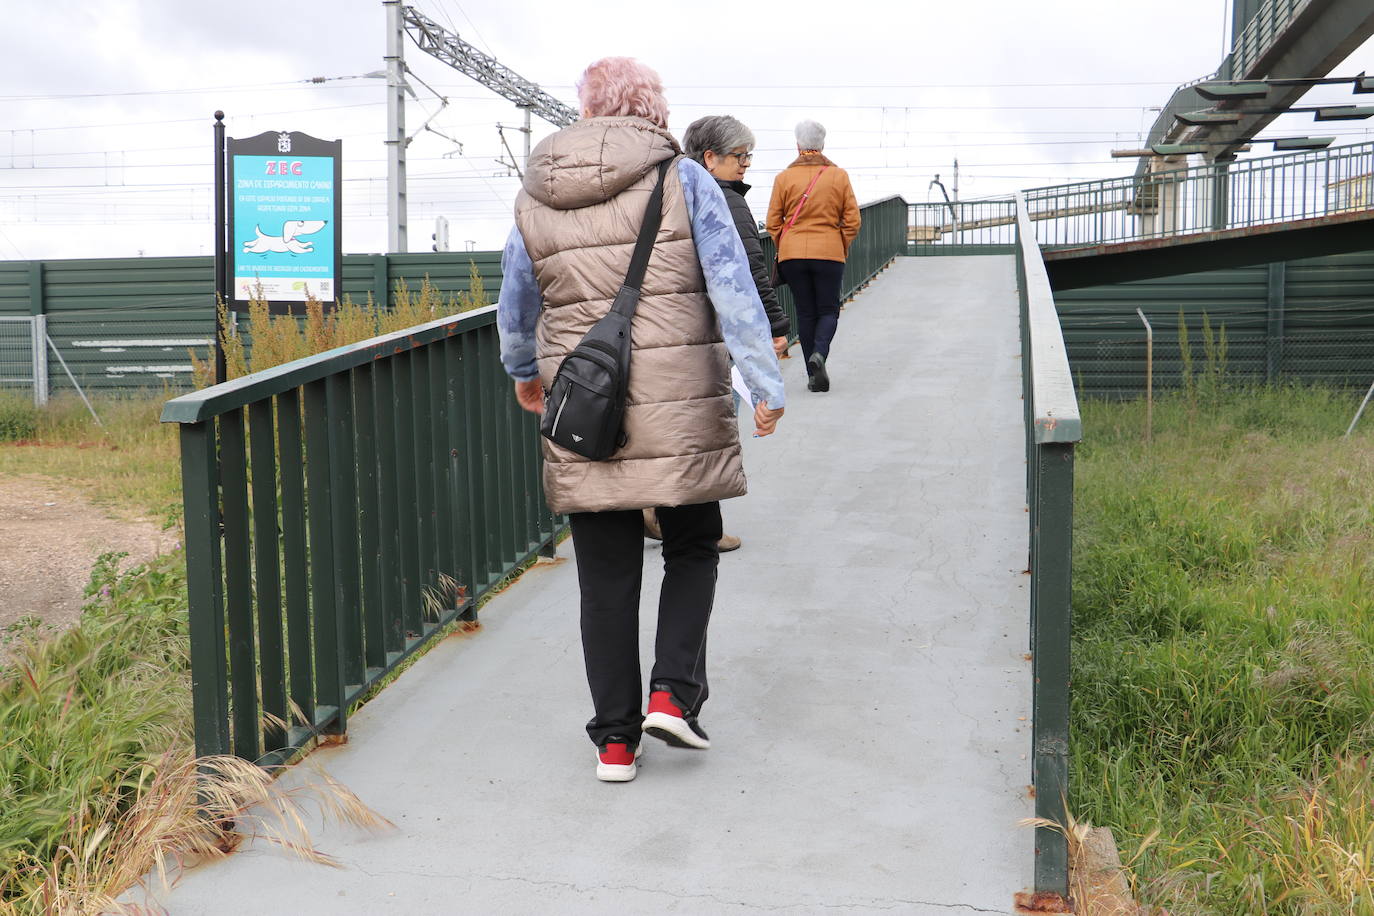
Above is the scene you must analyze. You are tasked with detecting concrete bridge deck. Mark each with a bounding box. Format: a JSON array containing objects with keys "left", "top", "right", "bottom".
[{"left": 147, "top": 256, "right": 1036, "bottom": 915}]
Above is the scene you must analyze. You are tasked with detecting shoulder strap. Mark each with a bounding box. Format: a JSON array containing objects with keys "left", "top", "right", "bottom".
[
  {"left": 778, "top": 165, "right": 830, "bottom": 241},
  {"left": 611, "top": 159, "right": 672, "bottom": 316}
]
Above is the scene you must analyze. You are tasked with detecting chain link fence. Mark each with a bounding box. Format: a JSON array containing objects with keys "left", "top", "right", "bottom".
[
  {"left": 0, "top": 316, "right": 47, "bottom": 406},
  {"left": 1059, "top": 310, "right": 1374, "bottom": 399}
]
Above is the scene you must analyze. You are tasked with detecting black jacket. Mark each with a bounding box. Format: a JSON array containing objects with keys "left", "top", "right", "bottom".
[{"left": 717, "top": 177, "right": 790, "bottom": 339}]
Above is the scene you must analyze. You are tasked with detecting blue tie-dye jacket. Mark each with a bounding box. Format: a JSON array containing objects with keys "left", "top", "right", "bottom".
[{"left": 497, "top": 157, "right": 786, "bottom": 410}]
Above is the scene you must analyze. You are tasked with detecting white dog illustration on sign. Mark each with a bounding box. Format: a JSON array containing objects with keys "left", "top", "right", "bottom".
[{"left": 242, "top": 220, "right": 327, "bottom": 255}]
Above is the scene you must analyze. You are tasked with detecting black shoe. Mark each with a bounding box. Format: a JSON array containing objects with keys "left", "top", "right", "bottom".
[
  {"left": 807, "top": 353, "right": 830, "bottom": 392},
  {"left": 643, "top": 684, "right": 710, "bottom": 749},
  {"left": 807, "top": 376, "right": 817, "bottom": 392}
]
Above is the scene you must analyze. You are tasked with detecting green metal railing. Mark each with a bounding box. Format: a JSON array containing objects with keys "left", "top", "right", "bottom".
[
  {"left": 162, "top": 307, "right": 561, "bottom": 766},
  {"left": 1224, "top": 0, "right": 1311, "bottom": 80},
  {"left": 907, "top": 199, "right": 1018, "bottom": 253},
  {"left": 1024, "top": 140, "right": 1374, "bottom": 249},
  {"left": 904, "top": 141, "right": 1374, "bottom": 257},
  {"left": 839, "top": 195, "right": 909, "bottom": 288},
  {"left": 1014, "top": 191, "right": 1082, "bottom": 900}
]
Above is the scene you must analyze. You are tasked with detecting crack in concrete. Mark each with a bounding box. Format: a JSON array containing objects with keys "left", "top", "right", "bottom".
[{"left": 354, "top": 863, "right": 1011, "bottom": 913}]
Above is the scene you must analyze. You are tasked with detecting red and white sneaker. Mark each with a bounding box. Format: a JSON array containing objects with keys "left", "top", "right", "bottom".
[
  {"left": 642, "top": 689, "right": 711, "bottom": 749},
  {"left": 596, "top": 739, "right": 643, "bottom": 782}
]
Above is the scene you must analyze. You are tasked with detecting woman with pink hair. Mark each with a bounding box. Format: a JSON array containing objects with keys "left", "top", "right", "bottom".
[{"left": 497, "top": 57, "right": 785, "bottom": 782}]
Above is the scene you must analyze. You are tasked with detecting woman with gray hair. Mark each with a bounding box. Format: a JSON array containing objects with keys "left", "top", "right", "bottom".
[
  {"left": 636, "top": 115, "right": 793, "bottom": 554},
  {"left": 766, "top": 119, "right": 861, "bottom": 392},
  {"left": 683, "top": 115, "right": 791, "bottom": 356}
]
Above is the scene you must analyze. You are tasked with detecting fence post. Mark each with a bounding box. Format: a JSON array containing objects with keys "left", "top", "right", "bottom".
[
  {"left": 372, "top": 254, "right": 390, "bottom": 311},
  {"left": 28, "top": 263, "right": 48, "bottom": 407},
  {"left": 1265, "top": 262, "right": 1286, "bottom": 382},
  {"left": 27, "top": 261, "right": 43, "bottom": 317},
  {"left": 30, "top": 315, "right": 48, "bottom": 407}
]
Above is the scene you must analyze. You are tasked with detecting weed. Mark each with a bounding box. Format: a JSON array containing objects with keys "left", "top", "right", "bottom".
[
  {"left": 190, "top": 265, "right": 491, "bottom": 386},
  {"left": 0, "top": 750, "right": 389, "bottom": 916},
  {"left": 1072, "top": 383, "right": 1374, "bottom": 914},
  {"left": 0, "top": 394, "right": 38, "bottom": 442},
  {"left": 0, "top": 554, "right": 191, "bottom": 905},
  {"left": 0, "top": 551, "right": 391, "bottom": 915}
]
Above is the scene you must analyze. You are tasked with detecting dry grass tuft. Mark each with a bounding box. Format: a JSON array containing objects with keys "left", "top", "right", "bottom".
[
  {"left": 1231, "top": 758, "right": 1374, "bottom": 912},
  {"left": 0, "top": 751, "right": 390, "bottom": 916},
  {"left": 1021, "top": 807, "right": 1163, "bottom": 915},
  {"left": 190, "top": 264, "right": 491, "bottom": 387}
]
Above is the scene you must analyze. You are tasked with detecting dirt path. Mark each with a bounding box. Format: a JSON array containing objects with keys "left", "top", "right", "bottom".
[{"left": 0, "top": 475, "right": 170, "bottom": 644}]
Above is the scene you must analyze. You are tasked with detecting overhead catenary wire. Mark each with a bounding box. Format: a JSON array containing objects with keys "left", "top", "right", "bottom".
[{"left": 8, "top": 20, "right": 1370, "bottom": 256}]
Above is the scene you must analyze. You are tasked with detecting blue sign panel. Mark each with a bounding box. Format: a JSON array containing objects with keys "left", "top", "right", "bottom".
[{"left": 225, "top": 131, "right": 342, "bottom": 313}]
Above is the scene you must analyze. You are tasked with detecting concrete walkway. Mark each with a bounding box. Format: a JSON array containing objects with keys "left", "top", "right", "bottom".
[{"left": 150, "top": 256, "right": 1034, "bottom": 915}]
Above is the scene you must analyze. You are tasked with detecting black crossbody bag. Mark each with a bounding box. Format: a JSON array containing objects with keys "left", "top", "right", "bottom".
[{"left": 540, "top": 159, "right": 670, "bottom": 460}]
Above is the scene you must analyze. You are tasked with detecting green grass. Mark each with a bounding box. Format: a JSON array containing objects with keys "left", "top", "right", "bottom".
[
  {"left": 1072, "top": 384, "right": 1374, "bottom": 913},
  {"left": 0, "top": 392, "right": 180, "bottom": 520},
  {"left": 0, "top": 553, "right": 192, "bottom": 910},
  {"left": 0, "top": 386, "right": 561, "bottom": 911},
  {"left": 0, "top": 394, "right": 38, "bottom": 442}
]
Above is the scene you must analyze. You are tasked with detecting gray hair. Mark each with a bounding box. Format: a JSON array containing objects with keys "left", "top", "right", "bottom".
[
  {"left": 682, "top": 115, "right": 756, "bottom": 167},
  {"left": 795, "top": 119, "right": 826, "bottom": 150}
]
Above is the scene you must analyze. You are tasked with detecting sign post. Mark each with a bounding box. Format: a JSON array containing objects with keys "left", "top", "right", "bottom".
[
  {"left": 225, "top": 130, "right": 343, "bottom": 315},
  {"left": 212, "top": 112, "right": 228, "bottom": 384}
]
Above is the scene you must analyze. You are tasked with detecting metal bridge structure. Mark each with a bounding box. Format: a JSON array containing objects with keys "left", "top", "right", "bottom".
[{"left": 912, "top": 136, "right": 1374, "bottom": 288}]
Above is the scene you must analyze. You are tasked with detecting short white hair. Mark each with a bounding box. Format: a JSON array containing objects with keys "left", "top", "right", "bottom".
[{"left": 795, "top": 119, "right": 826, "bottom": 150}]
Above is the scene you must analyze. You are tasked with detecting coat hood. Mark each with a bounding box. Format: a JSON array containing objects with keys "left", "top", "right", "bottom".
[{"left": 521, "top": 116, "right": 680, "bottom": 211}]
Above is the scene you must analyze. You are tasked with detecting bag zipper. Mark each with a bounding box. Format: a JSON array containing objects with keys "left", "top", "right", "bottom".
[{"left": 550, "top": 389, "right": 571, "bottom": 438}]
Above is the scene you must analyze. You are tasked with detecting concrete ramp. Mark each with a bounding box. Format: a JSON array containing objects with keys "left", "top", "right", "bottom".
[{"left": 148, "top": 256, "right": 1035, "bottom": 915}]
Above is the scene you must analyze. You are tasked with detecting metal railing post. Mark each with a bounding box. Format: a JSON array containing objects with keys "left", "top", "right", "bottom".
[
  {"left": 178, "top": 420, "right": 231, "bottom": 758},
  {"left": 1031, "top": 441, "right": 1074, "bottom": 893},
  {"left": 1015, "top": 192, "right": 1082, "bottom": 902}
]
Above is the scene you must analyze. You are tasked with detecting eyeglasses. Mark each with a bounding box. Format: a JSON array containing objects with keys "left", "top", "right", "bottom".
[{"left": 726, "top": 151, "right": 753, "bottom": 166}]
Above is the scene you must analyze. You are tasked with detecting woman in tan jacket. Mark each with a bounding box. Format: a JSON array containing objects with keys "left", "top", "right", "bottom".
[{"left": 766, "top": 120, "right": 860, "bottom": 392}]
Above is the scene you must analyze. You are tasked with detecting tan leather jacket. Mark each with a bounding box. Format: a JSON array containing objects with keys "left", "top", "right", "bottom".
[
  {"left": 514, "top": 117, "right": 746, "bottom": 514},
  {"left": 766, "top": 152, "right": 861, "bottom": 263}
]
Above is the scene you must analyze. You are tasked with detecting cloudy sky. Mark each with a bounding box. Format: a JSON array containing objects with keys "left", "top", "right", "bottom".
[{"left": 3, "top": 0, "right": 1372, "bottom": 261}]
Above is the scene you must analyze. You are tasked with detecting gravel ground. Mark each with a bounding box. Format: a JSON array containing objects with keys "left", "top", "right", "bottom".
[{"left": 0, "top": 475, "right": 170, "bottom": 651}]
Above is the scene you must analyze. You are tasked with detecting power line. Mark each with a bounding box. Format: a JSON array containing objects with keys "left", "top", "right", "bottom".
[
  {"left": 670, "top": 102, "right": 1183, "bottom": 111},
  {"left": 0, "top": 79, "right": 320, "bottom": 102},
  {"left": 540, "top": 80, "right": 1194, "bottom": 90},
  {"left": 445, "top": 0, "right": 499, "bottom": 59}
]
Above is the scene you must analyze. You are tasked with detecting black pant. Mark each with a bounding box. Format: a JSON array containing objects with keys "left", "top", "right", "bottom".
[
  {"left": 568, "top": 501, "right": 722, "bottom": 747},
  {"left": 779, "top": 258, "right": 847, "bottom": 368}
]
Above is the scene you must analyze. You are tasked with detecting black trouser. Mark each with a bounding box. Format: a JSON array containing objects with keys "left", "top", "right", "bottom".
[
  {"left": 568, "top": 501, "right": 722, "bottom": 747},
  {"left": 779, "top": 258, "right": 847, "bottom": 369}
]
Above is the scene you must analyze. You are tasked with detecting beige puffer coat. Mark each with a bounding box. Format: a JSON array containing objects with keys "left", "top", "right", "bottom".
[{"left": 514, "top": 117, "right": 746, "bottom": 515}]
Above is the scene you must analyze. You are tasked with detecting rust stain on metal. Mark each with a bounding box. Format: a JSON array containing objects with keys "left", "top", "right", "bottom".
[{"left": 1013, "top": 891, "right": 1072, "bottom": 913}]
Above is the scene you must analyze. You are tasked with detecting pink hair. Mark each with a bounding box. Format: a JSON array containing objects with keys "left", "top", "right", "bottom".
[{"left": 576, "top": 57, "right": 669, "bottom": 128}]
